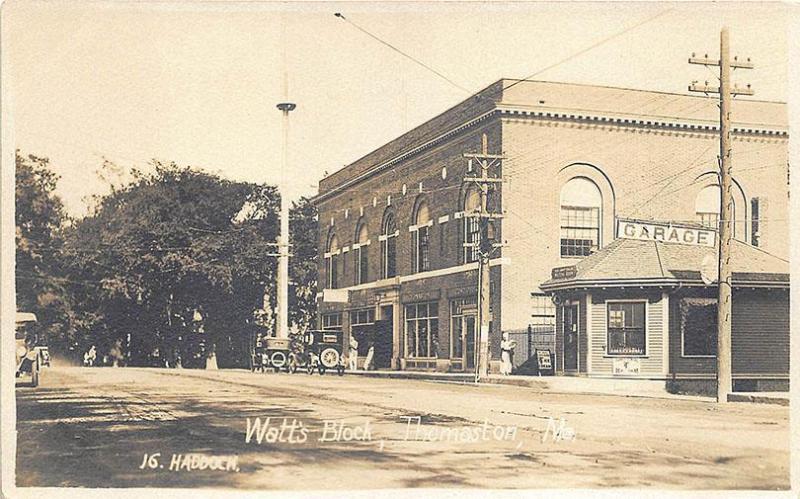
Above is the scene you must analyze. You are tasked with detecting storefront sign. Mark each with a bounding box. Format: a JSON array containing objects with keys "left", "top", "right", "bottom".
[
  {"left": 617, "top": 220, "right": 716, "bottom": 247},
  {"left": 536, "top": 349, "right": 553, "bottom": 373},
  {"left": 552, "top": 266, "right": 577, "bottom": 280},
  {"left": 612, "top": 358, "right": 641, "bottom": 375}
]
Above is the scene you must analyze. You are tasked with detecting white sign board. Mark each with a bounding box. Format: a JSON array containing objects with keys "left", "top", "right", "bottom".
[
  {"left": 617, "top": 220, "right": 716, "bottom": 247},
  {"left": 612, "top": 358, "right": 641, "bottom": 375},
  {"left": 322, "top": 288, "right": 349, "bottom": 303}
]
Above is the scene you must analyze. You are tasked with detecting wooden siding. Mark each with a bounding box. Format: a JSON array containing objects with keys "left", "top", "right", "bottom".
[
  {"left": 555, "top": 304, "right": 563, "bottom": 374},
  {"left": 732, "top": 289, "right": 789, "bottom": 374},
  {"left": 668, "top": 288, "right": 788, "bottom": 378},
  {"left": 579, "top": 296, "right": 587, "bottom": 373},
  {"left": 588, "top": 291, "right": 666, "bottom": 377}
]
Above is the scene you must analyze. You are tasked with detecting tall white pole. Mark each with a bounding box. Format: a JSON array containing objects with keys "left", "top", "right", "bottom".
[
  {"left": 275, "top": 16, "right": 295, "bottom": 339},
  {"left": 276, "top": 102, "right": 294, "bottom": 339}
]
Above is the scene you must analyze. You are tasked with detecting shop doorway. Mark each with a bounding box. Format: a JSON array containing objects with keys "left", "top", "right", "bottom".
[
  {"left": 463, "top": 315, "right": 476, "bottom": 370},
  {"left": 372, "top": 305, "right": 393, "bottom": 369},
  {"left": 451, "top": 300, "right": 477, "bottom": 371},
  {"left": 563, "top": 304, "right": 579, "bottom": 372}
]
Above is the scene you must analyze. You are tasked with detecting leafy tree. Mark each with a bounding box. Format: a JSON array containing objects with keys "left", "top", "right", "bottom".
[
  {"left": 289, "top": 196, "right": 318, "bottom": 330},
  {"left": 14, "top": 151, "right": 73, "bottom": 352},
  {"left": 59, "top": 160, "right": 318, "bottom": 368}
]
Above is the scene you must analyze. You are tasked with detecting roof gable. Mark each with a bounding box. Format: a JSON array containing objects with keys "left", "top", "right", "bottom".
[{"left": 542, "top": 237, "right": 788, "bottom": 290}]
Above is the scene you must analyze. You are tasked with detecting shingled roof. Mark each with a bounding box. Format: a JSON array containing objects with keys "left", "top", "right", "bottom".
[{"left": 540, "top": 238, "right": 789, "bottom": 291}]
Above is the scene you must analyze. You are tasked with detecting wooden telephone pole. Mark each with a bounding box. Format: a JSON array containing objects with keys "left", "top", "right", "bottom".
[
  {"left": 689, "top": 27, "right": 753, "bottom": 403},
  {"left": 463, "top": 133, "right": 504, "bottom": 382}
]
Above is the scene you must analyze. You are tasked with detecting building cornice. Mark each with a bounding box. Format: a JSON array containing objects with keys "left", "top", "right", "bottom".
[
  {"left": 497, "top": 104, "right": 788, "bottom": 138},
  {"left": 315, "top": 103, "right": 787, "bottom": 204},
  {"left": 314, "top": 109, "right": 500, "bottom": 204}
]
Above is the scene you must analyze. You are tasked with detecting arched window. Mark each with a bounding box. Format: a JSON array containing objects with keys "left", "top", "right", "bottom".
[
  {"left": 560, "top": 177, "right": 602, "bottom": 257},
  {"left": 413, "top": 200, "right": 431, "bottom": 273},
  {"left": 354, "top": 222, "right": 369, "bottom": 285},
  {"left": 695, "top": 184, "right": 736, "bottom": 237},
  {"left": 325, "top": 233, "right": 339, "bottom": 289},
  {"left": 463, "top": 186, "right": 481, "bottom": 263},
  {"left": 381, "top": 213, "right": 398, "bottom": 279}
]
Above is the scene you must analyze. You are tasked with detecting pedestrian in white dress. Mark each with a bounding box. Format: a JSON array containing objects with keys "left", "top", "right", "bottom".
[
  {"left": 348, "top": 335, "right": 359, "bottom": 371},
  {"left": 500, "top": 332, "right": 516, "bottom": 376}
]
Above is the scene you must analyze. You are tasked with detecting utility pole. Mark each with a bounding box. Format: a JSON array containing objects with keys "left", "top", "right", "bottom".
[
  {"left": 689, "top": 27, "right": 753, "bottom": 403},
  {"left": 463, "top": 133, "right": 505, "bottom": 382}
]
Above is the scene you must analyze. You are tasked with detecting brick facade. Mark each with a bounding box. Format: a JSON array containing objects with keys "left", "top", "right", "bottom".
[{"left": 314, "top": 79, "right": 788, "bottom": 373}]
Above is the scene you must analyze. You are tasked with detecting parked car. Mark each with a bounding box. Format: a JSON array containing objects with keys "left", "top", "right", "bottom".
[
  {"left": 289, "top": 329, "right": 345, "bottom": 376},
  {"left": 15, "top": 312, "right": 40, "bottom": 387}
]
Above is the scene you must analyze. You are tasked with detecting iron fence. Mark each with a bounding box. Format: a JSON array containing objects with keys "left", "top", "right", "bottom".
[{"left": 507, "top": 326, "right": 556, "bottom": 374}]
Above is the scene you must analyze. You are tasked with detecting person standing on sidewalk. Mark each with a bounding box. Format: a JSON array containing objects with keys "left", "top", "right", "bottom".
[
  {"left": 500, "top": 332, "right": 516, "bottom": 376},
  {"left": 348, "top": 335, "right": 359, "bottom": 371}
]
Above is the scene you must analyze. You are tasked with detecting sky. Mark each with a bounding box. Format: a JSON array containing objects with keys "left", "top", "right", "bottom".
[{"left": 2, "top": 1, "right": 792, "bottom": 217}]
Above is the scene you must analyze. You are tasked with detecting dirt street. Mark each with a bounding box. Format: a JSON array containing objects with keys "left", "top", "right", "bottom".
[{"left": 14, "top": 366, "right": 789, "bottom": 489}]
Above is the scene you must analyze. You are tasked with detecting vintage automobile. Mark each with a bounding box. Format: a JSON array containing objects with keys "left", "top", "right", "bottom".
[
  {"left": 288, "top": 329, "right": 345, "bottom": 376},
  {"left": 15, "top": 312, "right": 40, "bottom": 387},
  {"left": 286, "top": 330, "right": 318, "bottom": 375},
  {"left": 264, "top": 337, "right": 292, "bottom": 372}
]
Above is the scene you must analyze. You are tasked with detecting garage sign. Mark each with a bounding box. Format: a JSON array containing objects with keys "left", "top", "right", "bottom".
[{"left": 616, "top": 220, "right": 716, "bottom": 247}]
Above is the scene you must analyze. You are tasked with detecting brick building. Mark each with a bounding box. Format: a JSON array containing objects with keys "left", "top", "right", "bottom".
[{"left": 312, "top": 79, "right": 788, "bottom": 373}]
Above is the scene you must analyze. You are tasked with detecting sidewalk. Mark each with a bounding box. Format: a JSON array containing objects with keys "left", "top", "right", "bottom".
[{"left": 346, "top": 369, "right": 712, "bottom": 402}]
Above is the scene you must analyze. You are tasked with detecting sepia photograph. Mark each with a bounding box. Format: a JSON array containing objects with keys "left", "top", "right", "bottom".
[{"left": 1, "top": 1, "right": 796, "bottom": 497}]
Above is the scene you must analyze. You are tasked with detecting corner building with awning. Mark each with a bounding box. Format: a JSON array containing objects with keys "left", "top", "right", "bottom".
[{"left": 539, "top": 228, "right": 789, "bottom": 393}]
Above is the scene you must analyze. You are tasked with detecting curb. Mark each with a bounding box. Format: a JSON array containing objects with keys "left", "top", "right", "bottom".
[{"left": 727, "top": 393, "right": 789, "bottom": 406}]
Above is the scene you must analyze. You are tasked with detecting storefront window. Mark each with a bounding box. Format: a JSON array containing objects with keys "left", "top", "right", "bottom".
[
  {"left": 681, "top": 298, "right": 717, "bottom": 357},
  {"left": 350, "top": 308, "right": 375, "bottom": 356},
  {"left": 607, "top": 302, "right": 645, "bottom": 355},
  {"left": 350, "top": 309, "right": 375, "bottom": 326},
  {"left": 405, "top": 302, "right": 438, "bottom": 358},
  {"left": 322, "top": 313, "right": 342, "bottom": 330}
]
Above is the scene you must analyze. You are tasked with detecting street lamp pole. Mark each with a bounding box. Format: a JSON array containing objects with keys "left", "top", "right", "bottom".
[{"left": 276, "top": 100, "right": 296, "bottom": 339}]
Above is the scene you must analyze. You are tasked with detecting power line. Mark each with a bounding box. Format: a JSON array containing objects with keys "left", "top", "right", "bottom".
[
  {"left": 497, "top": 8, "right": 674, "bottom": 96},
  {"left": 628, "top": 142, "right": 717, "bottom": 217},
  {"left": 334, "top": 12, "right": 472, "bottom": 95}
]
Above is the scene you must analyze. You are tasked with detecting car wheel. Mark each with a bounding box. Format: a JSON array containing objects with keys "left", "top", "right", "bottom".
[
  {"left": 270, "top": 351, "right": 287, "bottom": 371},
  {"left": 337, "top": 366, "right": 345, "bottom": 376},
  {"left": 320, "top": 348, "right": 340, "bottom": 369},
  {"left": 318, "top": 364, "right": 326, "bottom": 375}
]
